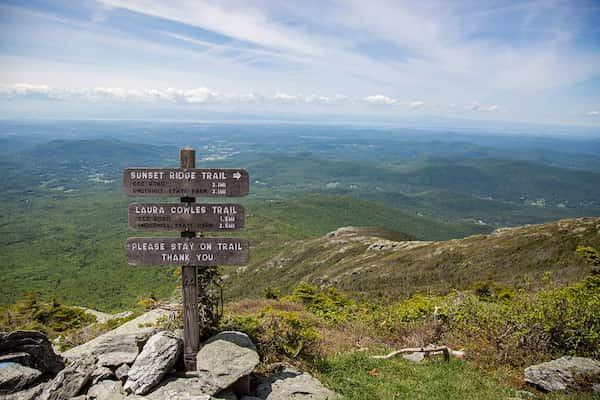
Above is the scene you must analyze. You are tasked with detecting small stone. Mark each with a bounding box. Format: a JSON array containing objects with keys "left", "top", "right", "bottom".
[
  {"left": 87, "top": 380, "right": 124, "bottom": 400},
  {"left": 115, "top": 364, "right": 130, "bottom": 382},
  {"left": 144, "top": 375, "right": 213, "bottom": 400},
  {"left": 256, "top": 367, "right": 339, "bottom": 400},
  {"left": 402, "top": 352, "right": 425, "bottom": 364},
  {"left": 91, "top": 366, "right": 114, "bottom": 384},
  {"left": 0, "top": 363, "right": 42, "bottom": 393}
]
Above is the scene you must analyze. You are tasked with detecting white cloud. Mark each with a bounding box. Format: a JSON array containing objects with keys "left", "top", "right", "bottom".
[
  {"left": 0, "top": 83, "right": 352, "bottom": 106},
  {"left": 409, "top": 100, "right": 424, "bottom": 108},
  {"left": 364, "top": 94, "right": 397, "bottom": 105},
  {"left": 100, "top": 0, "right": 323, "bottom": 56},
  {"left": 587, "top": 110, "right": 599, "bottom": 116},
  {"left": 465, "top": 101, "right": 502, "bottom": 112},
  {"left": 468, "top": 101, "right": 480, "bottom": 111}
]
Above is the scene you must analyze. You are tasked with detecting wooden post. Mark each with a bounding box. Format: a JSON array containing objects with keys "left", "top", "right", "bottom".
[{"left": 180, "top": 147, "right": 199, "bottom": 371}]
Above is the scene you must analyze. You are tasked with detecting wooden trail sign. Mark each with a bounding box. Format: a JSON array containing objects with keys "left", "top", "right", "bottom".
[
  {"left": 123, "top": 168, "right": 249, "bottom": 197},
  {"left": 123, "top": 147, "right": 249, "bottom": 371},
  {"left": 128, "top": 203, "right": 245, "bottom": 232},
  {"left": 125, "top": 237, "right": 249, "bottom": 266}
]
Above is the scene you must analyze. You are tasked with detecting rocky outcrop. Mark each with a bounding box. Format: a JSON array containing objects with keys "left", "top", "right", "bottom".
[
  {"left": 5, "top": 326, "right": 338, "bottom": 400},
  {"left": 0, "top": 331, "right": 64, "bottom": 374},
  {"left": 124, "top": 331, "right": 182, "bottom": 395},
  {"left": 525, "top": 356, "right": 600, "bottom": 392},
  {"left": 61, "top": 309, "right": 168, "bottom": 363},
  {"left": 0, "top": 363, "right": 42, "bottom": 393},
  {"left": 196, "top": 331, "right": 260, "bottom": 395},
  {"left": 39, "top": 356, "right": 97, "bottom": 400},
  {"left": 256, "top": 367, "right": 339, "bottom": 400}
]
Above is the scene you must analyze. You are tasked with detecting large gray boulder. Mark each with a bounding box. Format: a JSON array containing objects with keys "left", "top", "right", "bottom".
[
  {"left": 256, "top": 368, "right": 339, "bottom": 400},
  {"left": 39, "top": 356, "right": 97, "bottom": 400},
  {"left": 195, "top": 331, "right": 259, "bottom": 395},
  {"left": 61, "top": 309, "right": 167, "bottom": 364},
  {"left": 0, "top": 331, "right": 64, "bottom": 374},
  {"left": 124, "top": 331, "right": 182, "bottom": 395},
  {"left": 95, "top": 333, "right": 147, "bottom": 367},
  {"left": 0, "top": 363, "right": 42, "bottom": 393},
  {"left": 525, "top": 356, "right": 600, "bottom": 392}
]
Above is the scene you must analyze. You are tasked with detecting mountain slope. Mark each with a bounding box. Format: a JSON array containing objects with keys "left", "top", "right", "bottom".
[{"left": 224, "top": 217, "right": 600, "bottom": 300}]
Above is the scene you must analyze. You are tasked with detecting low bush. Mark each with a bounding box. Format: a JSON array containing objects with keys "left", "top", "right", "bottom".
[
  {"left": 0, "top": 292, "right": 96, "bottom": 335},
  {"left": 221, "top": 306, "right": 320, "bottom": 363}
]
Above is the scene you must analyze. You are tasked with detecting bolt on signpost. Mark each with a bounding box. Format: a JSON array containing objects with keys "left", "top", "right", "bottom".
[{"left": 123, "top": 147, "right": 249, "bottom": 371}]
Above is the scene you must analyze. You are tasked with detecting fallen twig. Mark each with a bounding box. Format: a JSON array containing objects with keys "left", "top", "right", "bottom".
[{"left": 371, "top": 346, "right": 465, "bottom": 362}]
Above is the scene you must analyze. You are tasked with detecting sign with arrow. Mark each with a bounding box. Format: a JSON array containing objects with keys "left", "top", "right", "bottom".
[{"left": 123, "top": 168, "right": 249, "bottom": 197}]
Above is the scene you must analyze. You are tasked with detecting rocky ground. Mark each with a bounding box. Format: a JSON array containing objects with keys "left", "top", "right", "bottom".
[
  {"left": 0, "top": 308, "right": 339, "bottom": 400},
  {"left": 2, "top": 305, "right": 600, "bottom": 399}
]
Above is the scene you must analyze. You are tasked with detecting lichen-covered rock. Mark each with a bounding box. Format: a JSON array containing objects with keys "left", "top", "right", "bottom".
[
  {"left": 525, "top": 356, "right": 600, "bottom": 392},
  {"left": 144, "top": 373, "right": 213, "bottom": 400},
  {"left": 95, "top": 334, "right": 146, "bottom": 367},
  {"left": 0, "top": 363, "right": 42, "bottom": 393},
  {"left": 3, "top": 382, "right": 47, "bottom": 400},
  {"left": 195, "top": 331, "right": 259, "bottom": 395},
  {"left": 87, "top": 380, "right": 124, "bottom": 400},
  {"left": 256, "top": 368, "right": 339, "bottom": 400},
  {"left": 61, "top": 310, "right": 166, "bottom": 364},
  {"left": 39, "top": 356, "right": 97, "bottom": 400},
  {"left": 0, "top": 331, "right": 64, "bottom": 374},
  {"left": 124, "top": 331, "right": 182, "bottom": 395}
]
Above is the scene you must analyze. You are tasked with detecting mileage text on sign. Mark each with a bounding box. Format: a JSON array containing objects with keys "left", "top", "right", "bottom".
[
  {"left": 123, "top": 168, "right": 249, "bottom": 197},
  {"left": 128, "top": 203, "right": 244, "bottom": 232},
  {"left": 125, "top": 238, "right": 249, "bottom": 266}
]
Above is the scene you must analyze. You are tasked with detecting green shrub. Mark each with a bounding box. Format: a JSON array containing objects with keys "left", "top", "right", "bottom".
[
  {"left": 289, "top": 282, "right": 356, "bottom": 323},
  {"left": 262, "top": 287, "right": 282, "bottom": 300},
  {"left": 0, "top": 292, "right": 96, "bottom": 335},
  {"left": 221, "top": 306, "right": 320, "bottom": 362},
  {"left": 445, "top": 281, "right": 600, "bottom": 367}
]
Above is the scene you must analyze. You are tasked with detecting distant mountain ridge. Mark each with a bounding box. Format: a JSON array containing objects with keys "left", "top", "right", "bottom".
[{"left": 225, "top": 217, "right": 600, "bottom": 300}]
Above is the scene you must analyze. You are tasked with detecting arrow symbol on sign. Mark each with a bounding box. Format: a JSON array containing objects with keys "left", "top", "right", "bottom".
[{"left": 233, "top": 172, "right": 242, "bottom": 180}]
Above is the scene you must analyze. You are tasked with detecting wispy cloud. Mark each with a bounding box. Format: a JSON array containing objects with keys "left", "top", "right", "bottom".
[
  {"left": 0, "top": 1, "right": 599, "bottom": 124},
  {"left": 0, "top": 84, "right": 425, "bottom": 109}
]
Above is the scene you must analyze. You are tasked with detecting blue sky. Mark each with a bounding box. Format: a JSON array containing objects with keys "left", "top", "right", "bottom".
[{"left": 0, "top": 0, "right": 599, "bottom": 126}]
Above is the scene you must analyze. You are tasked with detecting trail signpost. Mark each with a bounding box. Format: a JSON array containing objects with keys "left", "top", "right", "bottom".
[
  {"left": 128, "top": 203, "right": 245, "bottom": 231},
  {"left": 123, "top": 148, "right": 249, "bottom": 370}
]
